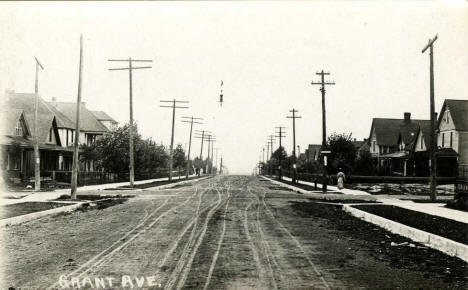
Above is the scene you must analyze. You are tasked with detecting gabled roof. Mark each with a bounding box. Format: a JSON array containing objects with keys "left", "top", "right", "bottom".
[
  {"left": 1, "top": 109, "right": 31, "bottom": 137},
  {"left": 91, "top": 110, "right": 116, "bottom": 122},
  {"left": 47, "top": 104, "right": 75, "bottom": 129},
  {"left": 413, "top": 121, "right": 431, "bottom": 152},
  {"left": 437, "top": 99, "right": 468, "bottom": 131},
  {"left": 4, "top": 92, "right": 60, "bottom": 144},
  {"left": 48, "top": 102, "right": 109, "bottom": 133},
  {"left": 370, "top": 118, "right": 430, "bottom": 147},
  {"left": 25, "top": 113, "right": 61, "bottom": 145}
]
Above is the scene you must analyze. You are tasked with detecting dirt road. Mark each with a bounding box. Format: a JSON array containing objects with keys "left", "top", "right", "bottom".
[{"left": 1, "top": 176, "right": 466, "bottom": 289}]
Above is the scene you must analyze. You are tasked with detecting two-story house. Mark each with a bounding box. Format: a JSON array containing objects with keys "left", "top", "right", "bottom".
[
  {"left": 368, "top": 112, "right": 430, "bottom": 175},
  {"left": 2, "top": 91, "right": 64, "bottom": 183},
  {"left": 437, "top": 99, "right": 468, "bottom": 168},
  {"left": 48, "top": 100, "right": 110, "bottom": 171}
]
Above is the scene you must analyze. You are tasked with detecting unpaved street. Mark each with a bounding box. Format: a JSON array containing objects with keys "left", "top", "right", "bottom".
[{"left": 1, "top": 176, "right": 466, "bottom": 289}]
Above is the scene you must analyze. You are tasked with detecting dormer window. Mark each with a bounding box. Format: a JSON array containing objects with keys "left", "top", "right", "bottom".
[
  {"left": 15, "top": 120, "right": 23, "bottom": 136},
  {"left": 445, "top": 111, "right": 450, "bottom": 124}
]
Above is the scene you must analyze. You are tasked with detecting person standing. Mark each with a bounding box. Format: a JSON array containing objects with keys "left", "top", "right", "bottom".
[{"left": 337, "top": 168, "right": 346, "bottom": 190}]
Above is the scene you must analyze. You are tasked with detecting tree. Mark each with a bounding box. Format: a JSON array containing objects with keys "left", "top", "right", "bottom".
[
  {"left": 354, "top": 149, "right": 375, "bottom": 175},
  {"left": 173, "top": 144, "right": 186, "bottom": 169},
  {"left": 94, "top": 123, "right": 169, "bottom": 178},
  {"left": 327, "top": 132, "right": 357, "bottom": 174}
]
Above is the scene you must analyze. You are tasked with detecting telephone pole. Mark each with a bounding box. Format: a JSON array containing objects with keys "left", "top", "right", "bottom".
[
  {"left": 268, "top": 135, "right": 275, "bottom": 175},
  {"left": 312, "top": 70, "right": 335, "bottom": 193},
  {"left": 71, "top": 35, "right": 83, "bottom": 199},
  {"left": 33, "top": 56, "right": 44, "bottom": 192},
  {"left": 160, "top": 99, "right": 189, "bottom": 181},
  {"left": 422, "top": 35, "right": 438, "bottom": 201},
  {"left": 287, "top": 109, "right": 301, "bottom": 184},
  {"left": 182, "top": 116, "right": 203, "bottom": 179},
  {"left": 195, "top": 130, "right": 210, "bottom": 174},
  {"left": 220, "top": 155, "right": 223, "bottom": 174},
  {"left": 275, "top": 126, "right": 286, "bottom": 181},
  {"left": 210, "top": 138, "right": 216, "bottom": 174},
  {"left": 109, "top": 57, "right": 152, "bottom": 187}
]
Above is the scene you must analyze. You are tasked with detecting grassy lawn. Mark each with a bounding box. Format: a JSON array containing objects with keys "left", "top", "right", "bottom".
[
  {"left": 0, "top": 202, "right": 70, "bottom": 220},
  {"left": 353, "top": 204, "right": 468, "bottom": 245}
]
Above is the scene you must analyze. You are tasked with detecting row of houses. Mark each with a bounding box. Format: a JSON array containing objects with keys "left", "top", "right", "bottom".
[
  {"left": 1, "top": 90, "right": 118, "bottom": 185},
  {"left": 303, "top": 99, "right": 468, "bottom": 177}
]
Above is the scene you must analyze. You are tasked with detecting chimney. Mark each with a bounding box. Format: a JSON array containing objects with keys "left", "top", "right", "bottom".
[{"left": 404, "top": 112, "right": 411, "bottom": 123}]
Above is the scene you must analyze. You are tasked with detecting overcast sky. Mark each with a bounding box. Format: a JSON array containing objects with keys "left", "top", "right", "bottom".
[{"left": 1, "top": 1, "right": 467, "bottom": 174}]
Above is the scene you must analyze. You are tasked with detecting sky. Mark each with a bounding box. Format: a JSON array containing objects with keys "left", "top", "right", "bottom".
[{"left": 1, "top": 1, "right": 467, "bottom": 174}]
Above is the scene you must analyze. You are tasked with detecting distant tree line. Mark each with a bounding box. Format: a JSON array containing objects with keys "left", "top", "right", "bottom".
[{"left": 261, "top": 132, "right": 375, "bottom": 176}]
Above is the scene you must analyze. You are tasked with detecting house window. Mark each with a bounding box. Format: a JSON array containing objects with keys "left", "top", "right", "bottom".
[
  {"left": 15, "top": 120, "right": 23, "bottom": 136},
  {"left": 49, "top": 128, "right": 53, "bottom": 142},
  {"left": 450, "top": 132, "right": 453, "bottom": 147},
  {"left": 372, "top": 141, "right": 376, "bottom": 152},
  {"left": 421, "top": 137, "right": 423, "bottom": 150},
  {"left": 445, "top": 111, "right": 449, "bottom": 123},
  {"left": 442, "top": 133, "right": 445, "bottom": 147}
]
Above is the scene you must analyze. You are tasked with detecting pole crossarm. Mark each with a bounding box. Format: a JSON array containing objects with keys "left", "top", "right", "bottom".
[
  {"left": 422, "top": 34, "right": 438, "bottom": 53},
  {"left": 108, "top": 59, "right": 153, "bottom": 62},
  {"left": 35, "top": 57, "right": 44, "bottom": 70}
]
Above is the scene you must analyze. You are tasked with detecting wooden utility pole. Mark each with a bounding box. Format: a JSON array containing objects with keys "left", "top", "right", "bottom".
[
  {"left": 275, "top": 126, "right": 286, "bottom": 181},
  {"left": 71, "top": 35, "right": 83, "bottom": 199},
  {"left": 267, "top": 135, "right": 275, "bottom": 175},
  {"left": 210, "top": 138, "right": 216, "bottom": 174},
  {"left": 195, "top": 130, "right": 210, "bottom": 174},
  {"left": 422, "top": 35, "right": 438, "bottom": 201},
  {"left": 182, "top": 116, "right": 203, "bottom": 179},
  {"left": 215, "top": 148, "right": 219, "bottom": 173},
  {"left": 220, "top": 155, "right": 223, "bottom": 174},
  {"left": 160, "top": 99, "right": 189, "bottom": 181},
  {"left": 33, "top": 57, "right": 44, "bottom": 192},
  {"left": 312, "top": 70, "right": 335, "bottom": 193},
  {"left": 262, "top": 147, "right": 265, "bottom": 163},
  {"left": 109, "top": 57, "right": 152, "bottom": 187},
  {"left": 287, "top": 109, "right": 301, "bottom": 184}
]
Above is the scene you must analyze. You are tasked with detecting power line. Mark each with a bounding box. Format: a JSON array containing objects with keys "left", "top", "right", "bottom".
[
  {"left": 108, "top": 57, "right": 153, "bottom": 187},
  {"left": 311, "top": 70, "right": 335, "bottom": 192},
  {"left": 422, "top": 34, "right": 438, "bottom": 201},
  {"left": 287, "top": 108, "right": 302, "bottom": 183},
  {"left": 275, "top": 126, "right": 286, "bottom": 180},
  {"left": 160, "top": 99, "right": 189, "bottom": 181},
  {"left": 181, "top": 116, "right": 203, "bottom": 179},
  {"left": 71, "top": 35, "right": 83, "bottom": 198},
  {"left": 33, "top": 56, "right": 44, "bottom": 192}
]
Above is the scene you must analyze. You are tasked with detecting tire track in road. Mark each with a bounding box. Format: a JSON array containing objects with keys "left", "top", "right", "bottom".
[
  {"left": 47, "top": 197, "right": 171, "bottom": 289},
  {"left": 48, "top": 186, "right": 203, "bottom": 289},
  {"left": 164, "top": 187, "right": 224, "bottom": 290},
  {"left": 202, "top": 184, "right": 232, "bottom": 290},
  {"left": 248, "top": 187, "right": 281, "bottom": 289},
  {"left": 84, "top": 189, "right": 199, "bottom": 277},
  {"left": 243, "top": 193, "right": 267, "bottom": 289},
  {"left": 92, "top": 182, "right": 216, "bottom": 276},
  {"left": 258, "top": 186, "right": 331, "bottom": 290},
  {"left": 154, "top": 185, "right": 206, "bottom": 274}
]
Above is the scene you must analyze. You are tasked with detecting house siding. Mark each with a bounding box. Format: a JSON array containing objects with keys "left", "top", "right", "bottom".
[{"left": 459, "top": 132, "right": 468, "bottom": 166}]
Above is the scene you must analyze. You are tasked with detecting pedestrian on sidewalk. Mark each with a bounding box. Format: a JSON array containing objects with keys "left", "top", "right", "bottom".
[{"left": 337, "top": 168, "right": 346, "bottom": 190}]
